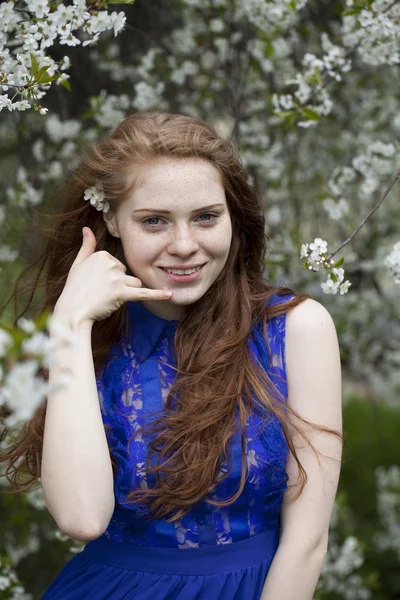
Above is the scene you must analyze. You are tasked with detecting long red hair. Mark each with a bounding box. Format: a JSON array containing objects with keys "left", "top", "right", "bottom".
[{"left": 0, "top": 111, "right": 341, "bottom": 521}]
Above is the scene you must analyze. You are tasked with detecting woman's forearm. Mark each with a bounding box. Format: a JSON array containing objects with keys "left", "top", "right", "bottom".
[
  {"left": 260, "top": 540, "right": 327, "bottom": 600},
  {"left": 41, "top": 311, "right": 115, "bottom": 540}
]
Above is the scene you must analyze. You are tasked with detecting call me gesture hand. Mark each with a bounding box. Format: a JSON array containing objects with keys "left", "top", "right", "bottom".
[{"left": 53, "top": 227, "right": 173, "bottom": 326}]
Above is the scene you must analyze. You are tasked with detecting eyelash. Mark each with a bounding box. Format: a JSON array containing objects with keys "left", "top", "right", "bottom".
[{"left": 142, "top": 213, "right": 219, "bottom": 228}]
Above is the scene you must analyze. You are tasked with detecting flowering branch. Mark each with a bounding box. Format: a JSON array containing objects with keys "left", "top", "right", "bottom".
[
  {"left": 0, "top": 0, "right": 132, "bottom": 114},
  {"left": 327, "top": 168, "right": 400, "bottom": 261},
  {"left": 273, "top": 0, "right": 400, "bottom": 127},
  {"left": 300, "top": 167, "right": 400, "bottom": 294}
]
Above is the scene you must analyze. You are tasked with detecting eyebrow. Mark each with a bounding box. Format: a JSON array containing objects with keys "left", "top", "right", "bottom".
[{"left": 133, "top": 203, "right": 225, "bottom": 214}]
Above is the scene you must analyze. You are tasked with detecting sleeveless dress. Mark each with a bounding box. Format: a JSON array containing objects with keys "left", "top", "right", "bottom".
[{"left": 42, "top": 293, "right": 294, "bottom": 600}]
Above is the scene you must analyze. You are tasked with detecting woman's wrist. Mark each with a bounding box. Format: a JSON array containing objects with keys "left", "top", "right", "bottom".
[{"left": 50, "top": 305, "right": 94, "bottom": 335}]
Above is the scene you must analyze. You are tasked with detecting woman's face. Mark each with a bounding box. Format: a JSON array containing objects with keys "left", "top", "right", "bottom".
[{"left": 103, "top": 158, "right": 233, "bottom": 320}]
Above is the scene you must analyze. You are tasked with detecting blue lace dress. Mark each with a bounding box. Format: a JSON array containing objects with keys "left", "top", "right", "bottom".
[{"left": 42, "top": 293, "right": 294, "bottom": 600}]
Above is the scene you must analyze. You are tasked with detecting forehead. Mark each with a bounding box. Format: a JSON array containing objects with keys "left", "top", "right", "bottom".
[{"left": 128, "top": 158, "right": 225, "bottom": 203}]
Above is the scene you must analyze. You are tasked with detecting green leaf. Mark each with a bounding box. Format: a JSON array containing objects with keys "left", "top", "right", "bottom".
[
  {"left": 330, "top": 272, "right": 338, "bottom": 283},
  {"left": 37, "top": 65, "right": 51, "bottom": 78},
  {"left": 274, "top": 110, "right": 295, "bottom": 119},
  {"left": 307, "top": 67, "right": 322, "bottom": 86},
  {"left": 334, "top": 257, "right": 344, "bottom": 268},
  {"left": 81, "top": 107, "right": 94, "bottom": 119},
  {"left": 343, "top": 8, "right": 363, "bottom": 16},
  {"left": 264, "top": 40, "right": 275, "bottom": 58},
  {"left": 60, "top": 78, "right": 71, "bottom": 91},
  {"left": 302, "top": 107, "right": 321, "bottom": 121},
  {"left": 30, "top": 53, "right": 39, "bottom": 77},
  {"left": 36, "top": 310, "right": 52, "bottom": 331},
  {"left": 37, "top": 74, "right": 55, "bottom": 84}
]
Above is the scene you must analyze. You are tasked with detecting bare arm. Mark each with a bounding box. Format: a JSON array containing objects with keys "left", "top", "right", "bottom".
[
  {"left": 41, "top": 312, "right": 115, "bottom": 541},
  {"left": 261, "top": 299, "right": 343, "bottom": 599},
  {"left": 40, "top": 227, "right": 172, "bottom": 542}
]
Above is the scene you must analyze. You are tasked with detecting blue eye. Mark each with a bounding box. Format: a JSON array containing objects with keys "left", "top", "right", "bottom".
[
  {"left": 144, "top": 217, "right": 162, "bottom": 226},
  {"left": 143, "top": 214, "right": 218, "bottom": 227},
  {"left": 198, "top": 213, "right": 217, "bottom": 222}
]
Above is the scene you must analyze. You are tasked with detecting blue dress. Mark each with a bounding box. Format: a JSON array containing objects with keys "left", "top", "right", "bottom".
[{"left": 42, "top": 293, "right": 294, "bottom": 599}]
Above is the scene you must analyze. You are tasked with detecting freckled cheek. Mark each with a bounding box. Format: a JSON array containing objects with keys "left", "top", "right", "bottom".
[
  {"left": 121, "top": 222, "right": 232, "bottom": 261},
  {"left": 125, "top": 241, "right": 163, "bottom": 266},
  {"left": 213, "top": 222, "right": 233, "bottom": 255}
]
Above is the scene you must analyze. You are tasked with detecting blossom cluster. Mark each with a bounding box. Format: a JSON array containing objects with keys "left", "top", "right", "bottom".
[
  {"left": 342, "top": 0, "right": 400, "bottom": 66},
  {"left": 322, "top": 140, "right": 397, "bottom": 221},
  {"left": 318, "top": 535, "right": 371, "bottom": 600},
  {"left": 373, "top": 465, "right": 400, "bottom": 559},
  {"left": 241, "top": 0, "right": 308, "bottom": 33},
  {"left": 384, "top": 242, "right": 400, "bottom": 286},
  {"left": 0, "top": 0, "right": 128, "bottom": 113},
  {"left": 273, "top": 33, "right": 352, "bottom": 127},
  {"left": 272, "top": 0, "right": 400, "bottom": 127},
  {"left": 0, "top": 316, "right": 76, "bottom": 429},
  {"left": 4, "top": 114, "right": 89, "bottom": 217},
  {"left": 0, "top": 556, "right": 31, "bottom": 599},
  {"left": 83, "top": 182, "right": 110, "bottom": 213},
  {"left": 300, "top": 238, "right": 352, "bottom": 295}
]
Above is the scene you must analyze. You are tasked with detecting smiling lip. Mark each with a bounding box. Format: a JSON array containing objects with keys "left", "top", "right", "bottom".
[
  {"left": 159, "top": 264, "right": 205, "bottom": 283},
  {"left": 160, "top": 263, "right": 206, "bottom": 269}
]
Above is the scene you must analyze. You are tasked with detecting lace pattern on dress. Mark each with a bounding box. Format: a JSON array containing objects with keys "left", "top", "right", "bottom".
[{"left": 97, "top": 294, "right": 294, "bottom": 547}]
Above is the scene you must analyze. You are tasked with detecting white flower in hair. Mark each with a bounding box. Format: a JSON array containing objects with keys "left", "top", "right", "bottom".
[{"left": 83, "top": 182, "right": 110, "bottom": 213}]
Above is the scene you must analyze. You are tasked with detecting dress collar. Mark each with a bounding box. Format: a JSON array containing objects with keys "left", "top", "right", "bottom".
[{"left": 126, "top": 301, "right": 179, "bottom": 363}]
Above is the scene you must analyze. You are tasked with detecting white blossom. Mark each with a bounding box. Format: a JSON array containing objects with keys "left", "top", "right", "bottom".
[
  {"left": 322, "top": 197, "right": 350, "bottom": 220},
  {"left": 0, "top": 246, "right": 18, "bottom": 262},
  {"left": 170, "top": 60, "right": 198, "bottom": 85},
  {"left": 210, "top": 19, "right": 224, "bottom": 33},
  {"left": 21, "top": 332, "right": 53, "bottom": 366},
  {"left": 342, "top": 2, "right": 400, "bottom": 66},
  {"left": 309, "top": 237, "right": 328, "bottom": 254},
  {"left": 300, "top": 243, "right": 309, "bottom": 259},
  {"left": 17, "top": 318, "right": 36, "bottom": 335},
  {"left": 369, "top": 141, "right": 396, "bottom": 157},
  {"left": 83, "top": 182, "right": 110, "bottom": 213},
  {"left": 110, "top": 11, "right": 126, "bottom": 37},
  {"left": 267, "top": 206, "right": 282, "bottom": 226},
  {"left": 0, "top": 1, "right": 127, "bottom": 111},
  {"left": 0, "top": 95, "right": 13, "bottom": 112},
  {"left": 45, "top": 115, "right": 81, "bottom": 142},
  {"left": 0, "top": 360, "right": 47, "bottom": 428},
  {"left": 373, "top": 465, "right": 400, "bottom": 558},
  {"left": 0, "top": 329, "right": 13, "bottom": 358},
  {"left": 132, "top": 81, "right": 165, "bottom": 111},
  {"left": 242, "top": 0, "right": 308, "bottom": 34},
  {"left": 384, "top": 241, "right": 400, "bottom": 286}
]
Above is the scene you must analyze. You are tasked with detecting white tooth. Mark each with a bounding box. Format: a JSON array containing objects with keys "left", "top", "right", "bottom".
[{"left": 166, "top": 266, "right": 201, "bottom": 275}]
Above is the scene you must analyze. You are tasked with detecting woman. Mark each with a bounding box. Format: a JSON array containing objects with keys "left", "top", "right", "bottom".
[{"left": 1, "top": 111, "right": 342, "bottom": 599}]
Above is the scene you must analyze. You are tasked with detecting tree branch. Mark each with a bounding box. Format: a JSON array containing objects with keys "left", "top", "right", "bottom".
[{"left": 327, "top": 168, "right": 400, "bottom": 261}]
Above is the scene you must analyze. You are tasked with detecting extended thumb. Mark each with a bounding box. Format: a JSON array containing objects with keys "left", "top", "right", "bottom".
[
  {"left": 72, "top": 226, "right": 96, "bottom": 264},
  {"left": 82, "top": 227, "right": 95, "bottom": 244}
]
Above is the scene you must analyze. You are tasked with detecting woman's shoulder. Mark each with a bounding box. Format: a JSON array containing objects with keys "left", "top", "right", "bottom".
[{"left": 285, "top": 297, "right": 334, "bottom": 333}]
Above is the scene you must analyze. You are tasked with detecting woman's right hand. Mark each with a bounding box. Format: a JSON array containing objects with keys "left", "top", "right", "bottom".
[{"left": 53, "top": 226, "right": 172, "bottom": 325}]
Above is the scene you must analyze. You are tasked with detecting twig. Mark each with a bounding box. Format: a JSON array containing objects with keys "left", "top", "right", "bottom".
[
  {"left": 327, "top": 168, "right": 400, "bottom": 261},
  {"left": 0, "top": 82, "right": 28, "bottom": 89}
]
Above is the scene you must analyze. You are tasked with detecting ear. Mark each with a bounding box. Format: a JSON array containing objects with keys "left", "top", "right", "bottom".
[{"left": 103, "top": 209, "right": 121, "bottom": 238}]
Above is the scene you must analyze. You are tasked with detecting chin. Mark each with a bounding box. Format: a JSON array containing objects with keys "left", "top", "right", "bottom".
[{"left": 170, "top": 291, "right": 207, "bottom": 305}]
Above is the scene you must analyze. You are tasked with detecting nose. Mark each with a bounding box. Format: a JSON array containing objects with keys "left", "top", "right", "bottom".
[{"left": 166, "top": 223, "right": 200, "bottom": 256}]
